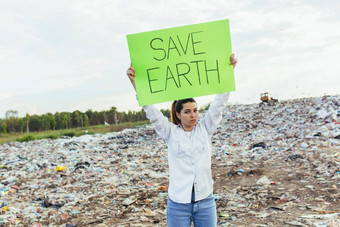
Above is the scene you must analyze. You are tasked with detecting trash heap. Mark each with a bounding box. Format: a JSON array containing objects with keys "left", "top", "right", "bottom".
[{"left": 0, "top": 95, "right": 339, "bottom": 226}]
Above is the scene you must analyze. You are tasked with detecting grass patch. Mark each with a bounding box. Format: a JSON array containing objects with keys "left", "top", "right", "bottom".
[
  {"left": 0, "top": 120, "right": 149, "bottom": 144},
  {"left": 16, "top": 135, "right": 35, "bottom": 142},
  {"left": 62, "top": 131, "right": 76, "bottom": 137}
]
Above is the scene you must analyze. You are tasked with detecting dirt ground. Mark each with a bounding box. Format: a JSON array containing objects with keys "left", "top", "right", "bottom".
[
  {"left": 79, "top": 150, "right": 339, "bottom": 227},
  {"left": 1, "top": 96, "right": 339, "bottom": 226},
  {"left": 212, "top": 148, "right": 340, "bottom": 226},
  {"left": 102, "top": 149, "right": 340, "bottom": 227}
]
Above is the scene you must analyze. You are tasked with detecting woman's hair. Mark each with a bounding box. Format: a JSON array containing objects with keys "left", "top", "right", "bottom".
[{"left": 170, "top": 98, "right": 197, "bottom": 125}]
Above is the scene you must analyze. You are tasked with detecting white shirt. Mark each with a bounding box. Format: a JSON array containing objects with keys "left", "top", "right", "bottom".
[{"left": 143, "top": 93, "right": 230, "bottom": 203}]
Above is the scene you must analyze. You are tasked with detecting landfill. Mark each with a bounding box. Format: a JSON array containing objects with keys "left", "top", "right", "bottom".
[{"left": 0, "top": 95, "right": 339, "bottom": 226}]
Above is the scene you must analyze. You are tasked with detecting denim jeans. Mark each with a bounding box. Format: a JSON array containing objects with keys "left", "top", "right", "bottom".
[{"left": 166, "top": 191, "right": 217, "bottom": 227}]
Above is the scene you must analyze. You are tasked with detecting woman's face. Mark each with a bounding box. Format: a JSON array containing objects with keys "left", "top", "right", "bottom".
[{"left": 176, "top": 102, "right": 198, "bottom": 130}]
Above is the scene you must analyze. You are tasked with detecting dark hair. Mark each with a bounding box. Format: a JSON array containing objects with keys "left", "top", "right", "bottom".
[{"left": 170, "top": 98, "right": 196, "bottom": 125}]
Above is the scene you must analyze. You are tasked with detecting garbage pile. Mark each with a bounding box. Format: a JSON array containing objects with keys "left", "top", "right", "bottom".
[{"left": 0, "top": 95, "right": 339, "bottom": 226}]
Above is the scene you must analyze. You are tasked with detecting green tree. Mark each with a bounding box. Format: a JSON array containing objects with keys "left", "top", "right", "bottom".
[
  {"left": 160, "top": 109, "right": 170, "bottom": 119},
  {"left": 83, "top": 113, "right": 89, "bottom": 127},
  {"left": 61, "top": 112, "right": 70, "bottom": 129},
  {"left": 85, "top": 109, "right": 94, "bottom": 125},
  {"left": 80, "top": 114, "right": 84, "bottom": 127},
  {"left": 18, "top": 118, "right": 24, "bottom": 133},
  {"left": 55, "top": 112, "right": 62, "bottom": 129},
  {"left": 92, "top": 111, "right": 102, "bottom": 125},
  {"left": 67, "top": 113, "right": 72, "bottom": 128},
  {"left": 100, "top": 111, "right": 107, "bottom": 124},
  {"left": 25, "top": 113, "right": 30, "bottom": 133},
  {"left": 50, "top": 113, "right": 56, "bottom": 130},
  {"left": 73, "top": 110, "right": 82, "bottom": 128},
  {"left": 5, "top": 110, "right": 18, "bottom": 133},
  {"left": 29, "top": 115, "right": 42, "bottom": 131},
  {"left": 42, "top": 114, "right": 51, "bottom": 131},
  {"left": 2, "top": 123, "right": 7, "bottom": 134},
  {"left": 61, "top": 113, "right": 67, "bottom": 129},
  {"left": 127, "top": 110, "right": 133, "bottom": 122},
  {"left": 5, "top": 110, "right": 18, "bottom": 119},
  {"left": 107, "top": 106, "right": 117, "bottom": 124}
]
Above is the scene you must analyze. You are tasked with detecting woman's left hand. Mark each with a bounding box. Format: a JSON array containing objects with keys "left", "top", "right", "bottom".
[{"left": 230, "top": 54, "right": 238, "bottom": 68}]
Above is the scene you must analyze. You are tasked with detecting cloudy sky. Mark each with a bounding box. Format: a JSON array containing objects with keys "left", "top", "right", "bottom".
[{"left": 1, "top": 0, "right": 339, "bottom": 118}]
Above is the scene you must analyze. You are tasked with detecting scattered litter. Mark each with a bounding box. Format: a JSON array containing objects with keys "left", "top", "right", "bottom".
[
  {"left": 0, "top": 95, "right": 339, "bottom": 225},
  {"left": 256, "top": 176, "right": 271, "bottom": 185}
]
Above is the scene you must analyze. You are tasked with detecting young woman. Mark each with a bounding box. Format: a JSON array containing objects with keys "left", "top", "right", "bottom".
[{"left": 126, "top": 54, "right": 237, "bottom": 227}]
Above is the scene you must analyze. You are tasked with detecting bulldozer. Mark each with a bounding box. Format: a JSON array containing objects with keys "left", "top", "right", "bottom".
[{"left": 260, "top": 92, "right": 278, "bottom": 106}]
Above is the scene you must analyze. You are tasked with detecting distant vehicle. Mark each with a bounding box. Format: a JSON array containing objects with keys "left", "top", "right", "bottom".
[{"left": 260, "top": 92, "right": 278, "bottom": 106}]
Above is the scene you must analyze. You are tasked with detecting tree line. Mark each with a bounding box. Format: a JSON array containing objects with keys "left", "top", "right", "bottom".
[{"left": 0, "top": 107, "right": 171, "bottom": 134}]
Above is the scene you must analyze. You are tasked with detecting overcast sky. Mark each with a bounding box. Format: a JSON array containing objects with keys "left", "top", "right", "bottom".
[{"left": 1, "top": 0, "right": 339, "bottom": 118}]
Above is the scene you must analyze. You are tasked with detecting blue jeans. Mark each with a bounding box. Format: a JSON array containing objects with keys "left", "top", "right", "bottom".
[{"left": 166, "top": 192, "right": 217, "bottom": 227}]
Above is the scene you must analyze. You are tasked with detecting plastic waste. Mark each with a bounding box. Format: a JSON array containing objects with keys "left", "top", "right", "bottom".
[
  {"left": 0, "top": 94, "right": 338, "bottom": 225},
  {"left": 54, "top": 166, "right": 67, "bottom": 172}
]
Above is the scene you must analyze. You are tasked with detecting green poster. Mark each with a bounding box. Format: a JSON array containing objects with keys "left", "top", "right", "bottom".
[{"left": 127, "top": 19, "right": 235, "bottom": 106}]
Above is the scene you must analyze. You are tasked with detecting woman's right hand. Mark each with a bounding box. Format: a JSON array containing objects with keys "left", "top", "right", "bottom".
[{"left": 126, "top": 64, "right": 136, "bottom": 91}]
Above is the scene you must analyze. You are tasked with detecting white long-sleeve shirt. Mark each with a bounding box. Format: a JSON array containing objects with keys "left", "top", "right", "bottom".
[{"left": 143, "top": 93, "right": 230, "bottom": 203}]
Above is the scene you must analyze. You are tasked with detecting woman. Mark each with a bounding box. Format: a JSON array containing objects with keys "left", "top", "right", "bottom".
[{"left": 126, "top": 54, "right": 237, "bottom": 227}]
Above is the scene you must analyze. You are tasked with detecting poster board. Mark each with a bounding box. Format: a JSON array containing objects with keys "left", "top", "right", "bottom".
[{"left": 127, "top": 19, "right": 235, "bottom": 106}]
